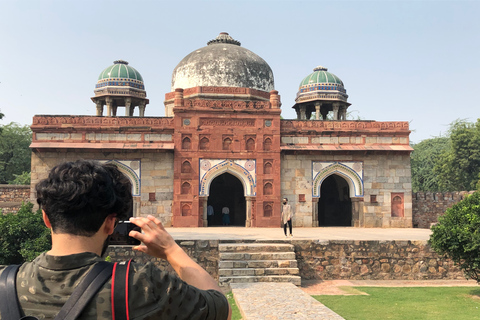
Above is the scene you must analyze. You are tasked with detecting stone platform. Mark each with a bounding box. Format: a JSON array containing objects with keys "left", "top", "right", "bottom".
[{"left": 166, "top": 226, "right": 431, "bottom": 241}]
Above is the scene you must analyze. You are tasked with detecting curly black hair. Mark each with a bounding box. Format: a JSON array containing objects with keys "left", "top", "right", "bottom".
[{"left": 36, "top": 160, "right": 133, "bottom": 236}]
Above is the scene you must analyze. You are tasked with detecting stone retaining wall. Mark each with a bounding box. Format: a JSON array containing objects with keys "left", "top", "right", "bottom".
[
  {"left": 106, "top": 239, "right": 464, "bottom": 281},
  {"left": 107, "top": 240, "right": 221, "bottom": 279},
  {"left": 294, "top": 240, "right": 463, "bottom": 280},
  {"left": 412, "top": 191, "right": 474, "bottom": 228},
  {"left": 0, "top": 184, "right": 30, "bottom": 214}
]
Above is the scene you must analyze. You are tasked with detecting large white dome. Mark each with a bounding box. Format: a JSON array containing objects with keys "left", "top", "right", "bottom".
[{"left": 171, "top": 33, "right": 274, "bottom": 92}]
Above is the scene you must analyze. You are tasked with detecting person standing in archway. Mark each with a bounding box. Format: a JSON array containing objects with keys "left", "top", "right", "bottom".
[
  {"left": 281, "top": 198, "right": 293, "bottom": 237},
  {"left": 207, "top": 204, "right": 214, "bottom": 226},
  {"left": 222, "top": 206, "right": 230, "bottom": 226}
]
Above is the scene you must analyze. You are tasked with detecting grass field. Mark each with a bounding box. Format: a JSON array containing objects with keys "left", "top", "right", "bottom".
[
  {"left": 314, "top": 287, "right": 480, "bottom": 320},
  {"left": 226, "top": 291, "right": 242, "bottom": 320}
]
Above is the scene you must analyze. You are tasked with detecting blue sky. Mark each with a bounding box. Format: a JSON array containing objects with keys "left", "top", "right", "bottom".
[{"left": 0, "top": 0, "right": 478, "bottom": 143}]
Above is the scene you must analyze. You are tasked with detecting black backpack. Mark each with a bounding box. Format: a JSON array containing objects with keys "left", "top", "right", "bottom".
[{"left": 0, "top": 260, "right": 133, "bottom": 320}]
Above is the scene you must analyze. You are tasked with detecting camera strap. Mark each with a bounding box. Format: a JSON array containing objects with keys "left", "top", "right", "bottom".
[
  {"left": 111, "top": 260, "right": 133, "bottom": 320},
  {"left": 0, "top": 261, "right": 114, "bottom": 320}
]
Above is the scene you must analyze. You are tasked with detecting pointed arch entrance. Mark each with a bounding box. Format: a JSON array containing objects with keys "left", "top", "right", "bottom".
[
  {"left": 208, "top": 173, "right": 246, "bottom": 226},
  {"left": 318, "top": 174, "right": 352, "bottom": 226}
]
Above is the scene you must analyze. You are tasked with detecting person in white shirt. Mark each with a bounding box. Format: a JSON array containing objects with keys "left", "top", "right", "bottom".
[
  {"left": 222, "top": 206, "right": 230, "bottom": 225},
  {"left": 281, "top": 198, "right": 293, "bottom": 237}
]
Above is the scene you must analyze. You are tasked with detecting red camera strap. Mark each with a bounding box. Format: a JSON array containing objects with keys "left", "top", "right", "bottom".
[{"left": 111, "top": 260, "right": 132, "bottom": 320}]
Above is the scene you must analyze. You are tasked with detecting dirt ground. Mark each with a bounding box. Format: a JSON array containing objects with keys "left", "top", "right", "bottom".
[{"left": 300, "top": 279, "right": 479, "bottom": 295}]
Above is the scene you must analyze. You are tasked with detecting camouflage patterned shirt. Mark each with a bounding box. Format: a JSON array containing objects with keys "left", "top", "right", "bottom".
[{"left": 0, "top": 252, "right": 229, "bottom": 320}]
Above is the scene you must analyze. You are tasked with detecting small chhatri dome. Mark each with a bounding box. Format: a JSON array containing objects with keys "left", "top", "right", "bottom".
[
  {"left": 97, "top": 60, "right": 144, "bottom": 83},
  {"left": 293, "top": 66, "right": 350, "bottom": 121},
  {"left": 299, "top": 66, "right": 344, "bottom": 88},
  {"left": 171, "top": 32, "right": 274, "bottom": 92},
  {"left": 92, "top": 60, "right": 149, "bottom": 117}
]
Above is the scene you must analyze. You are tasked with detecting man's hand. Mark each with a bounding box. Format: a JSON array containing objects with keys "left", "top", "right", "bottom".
[
  {"left": 129, "top": 215, "right": 232, "bottom": 319},
  {"left": 129, "top": 215, "right": 181, "bottom": 260}
]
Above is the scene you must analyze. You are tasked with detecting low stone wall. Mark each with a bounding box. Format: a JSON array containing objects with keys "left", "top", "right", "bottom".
[
  {"left": 294, "top": 240, "right": 463, "bottom": 280},
  {"left": 0, "top": 184, "right": 30, "bottom": 214},
  {"left": 412, "top": 191, "right": 475, "bottom": 228},
  {"left": 106, "top": 239, "right": 464, "bottom": 281},
  {"left": 107, "top": 240, "right": 221, "bottom": 279}
]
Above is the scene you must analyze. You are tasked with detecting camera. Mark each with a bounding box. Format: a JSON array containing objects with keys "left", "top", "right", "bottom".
[{"left": 109, "top": 221, "right": 141, "bottom": 245}]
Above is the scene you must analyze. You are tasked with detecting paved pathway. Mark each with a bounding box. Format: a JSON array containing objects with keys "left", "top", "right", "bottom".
[{"left": 231, "top": 282, "right": 345, "bottom": 320}]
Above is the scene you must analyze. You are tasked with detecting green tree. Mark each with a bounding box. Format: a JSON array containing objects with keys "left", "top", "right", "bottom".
[
  {"left": 0, "top": 122, "right": 32, "bottom": 184},
  {"left": 0, "top": 202, "right": 51, "bottom": 264},
  {"left": 434, "top": 120, "right": 480, "bottom": 191},
  {"left": 429, "top": 191, "right": 480, "bottom": 283},
  {"left": 10, "top": 171, "right": 31, "bottom": 185},
  {"left": 410, "top": 136, "right": 449, "bottom": 191}
]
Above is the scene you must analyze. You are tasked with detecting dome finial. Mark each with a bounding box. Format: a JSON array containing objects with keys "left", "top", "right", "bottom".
[
  {"left": 207, "top": 32, "right": 241, "bottom": 46},
  {"left": 314, "top": 66, "right": 327, "bottom": 72},
  {"left": 114, "top": 60, "right": 129, "bottom": 65}
]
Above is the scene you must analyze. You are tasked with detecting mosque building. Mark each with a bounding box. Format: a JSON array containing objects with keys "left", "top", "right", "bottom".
[{"left": 30, "top": 33, "right": 413, "bottom": 228}]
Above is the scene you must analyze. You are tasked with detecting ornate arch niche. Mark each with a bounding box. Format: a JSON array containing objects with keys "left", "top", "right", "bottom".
[
  {"left": 199, "top": 159, "right": 256, "bottom": 197},
  {"left": 100, "top": 160, "right": 140, "bottom": 196},
  {"left": 312, "top": 161, "right": 364, "bottom": 198}
]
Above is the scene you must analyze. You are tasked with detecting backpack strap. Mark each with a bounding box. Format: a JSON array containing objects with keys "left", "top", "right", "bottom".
[
  {"left": 111, "top": 260, "right": 133, "bottom": 320},
  {"left": 53, "top": 261, "right": 113, "bottom": 320},
  {"left": 0, "top": 265, "right": 23, "bottom": 319}
]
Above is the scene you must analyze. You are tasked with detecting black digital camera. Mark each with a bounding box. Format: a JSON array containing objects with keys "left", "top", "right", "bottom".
[{"left": 109, "top": 221, "right": 141, "bottom": 245}]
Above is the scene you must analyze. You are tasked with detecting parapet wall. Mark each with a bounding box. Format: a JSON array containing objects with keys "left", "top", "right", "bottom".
[
  {"left": 0, "top": 184, "right": 31, "bottom": 214},
  {"left": 107, "top": 239, "right": 463, "bottom": 281},
  {"left": 412, "top": 191, "right": 475, "bottom": 228},
  {"left": 294, "top": 240, "right": 463, "bottom": 280}
]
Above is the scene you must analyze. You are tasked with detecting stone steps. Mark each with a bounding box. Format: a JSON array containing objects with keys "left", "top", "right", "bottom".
[
  {"left": 219, "top": 260, "right": 298, "bottom": 269},
  {"left": 218, "top": 243, "right": 301, "bottom": 286},
  {"left": 219, "top": 267, "right": 299, "bottom": 276}
]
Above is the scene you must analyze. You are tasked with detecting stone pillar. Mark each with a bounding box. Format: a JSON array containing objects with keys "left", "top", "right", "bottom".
[
  {"left": 312, "top": 197, "right": 319, "bottom": 226},
  {"left": 124, "top": 98, "right": 132, "bottom": 117},
  {"left": 245, "top": 196, "right": 254, "bottom": 227},
  {"left": 174, "top": 88, "right": 184, "bottom": 108},
  {"left": 299, "top": 105, "right": 307, "bottom": 120},
  {"left": 106, "top": 97, "right": 113, "bottom": 117},
  {"left": 339, "top": 105, "right": 347, "bottom": 120},
  {"left": 333, "top": 103, "right": 340, "bottom": 120},
  {"left": 351, "top": 197, "right": 364, "bottom": 227},
  {"left": 139, "top": 102, "right": 146, "bottom": 117},
  {"left": 269, "top": 90, "right": 281, "bottom": 109},
  {"left": 201, "top": 197, "right": 208, "bottom": 227},
  {"left": 95, "top": 101, "right": 104, "bottom": 116},
  {"left": 315, "top": 102, "right": 322, "bottom": 120}
]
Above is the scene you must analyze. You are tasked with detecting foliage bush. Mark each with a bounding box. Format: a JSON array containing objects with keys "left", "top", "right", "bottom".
[
  {"left": 429, "top": 191, "right": 480, "bottom": 282},
  {"left": 0, "top": 202, "right": 51, "bottom": 265},
  {"left": 0, "top": 122, "right": 32, "bottom": 184}
]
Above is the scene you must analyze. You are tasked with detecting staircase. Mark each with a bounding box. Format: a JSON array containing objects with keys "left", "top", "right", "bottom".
[{"left": 218, "top": 243, "right": 301, "bottom": 286}]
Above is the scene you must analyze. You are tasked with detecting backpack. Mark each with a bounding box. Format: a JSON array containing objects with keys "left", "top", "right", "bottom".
[{"left": 0, "top": 260, "right": 133, "bottom": 320}]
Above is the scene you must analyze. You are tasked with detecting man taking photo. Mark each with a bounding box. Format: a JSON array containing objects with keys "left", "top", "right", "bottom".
[{"left": 0, "top": 160, "right": 231, "bottom": 319}]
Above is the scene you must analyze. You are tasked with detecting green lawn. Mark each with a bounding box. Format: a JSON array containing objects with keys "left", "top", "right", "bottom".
[
  {"left": 314, "top": 287, "right": 480, "bottom": 320},
  {"left": 226, "top": 291, "right": 242, "bottom": 320}
]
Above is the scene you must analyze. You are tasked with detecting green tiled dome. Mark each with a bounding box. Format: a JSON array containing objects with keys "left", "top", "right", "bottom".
[
  {"left": 299, "top": 66, "right": 343, "bottom": 87},
  {"left": 95, "top": 60, "right": 145, "bottom": 91},
  {"left": 98, "top": 60, "right": 143, "bottom": 82}
]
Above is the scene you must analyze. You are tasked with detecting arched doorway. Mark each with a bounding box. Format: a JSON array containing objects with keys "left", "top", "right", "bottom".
[
  {"left": 318, "top": 174, "right": 352, "bottom": 226},
  {"left": 208, "top": 173, "right": 246, "bottom": 226}
]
